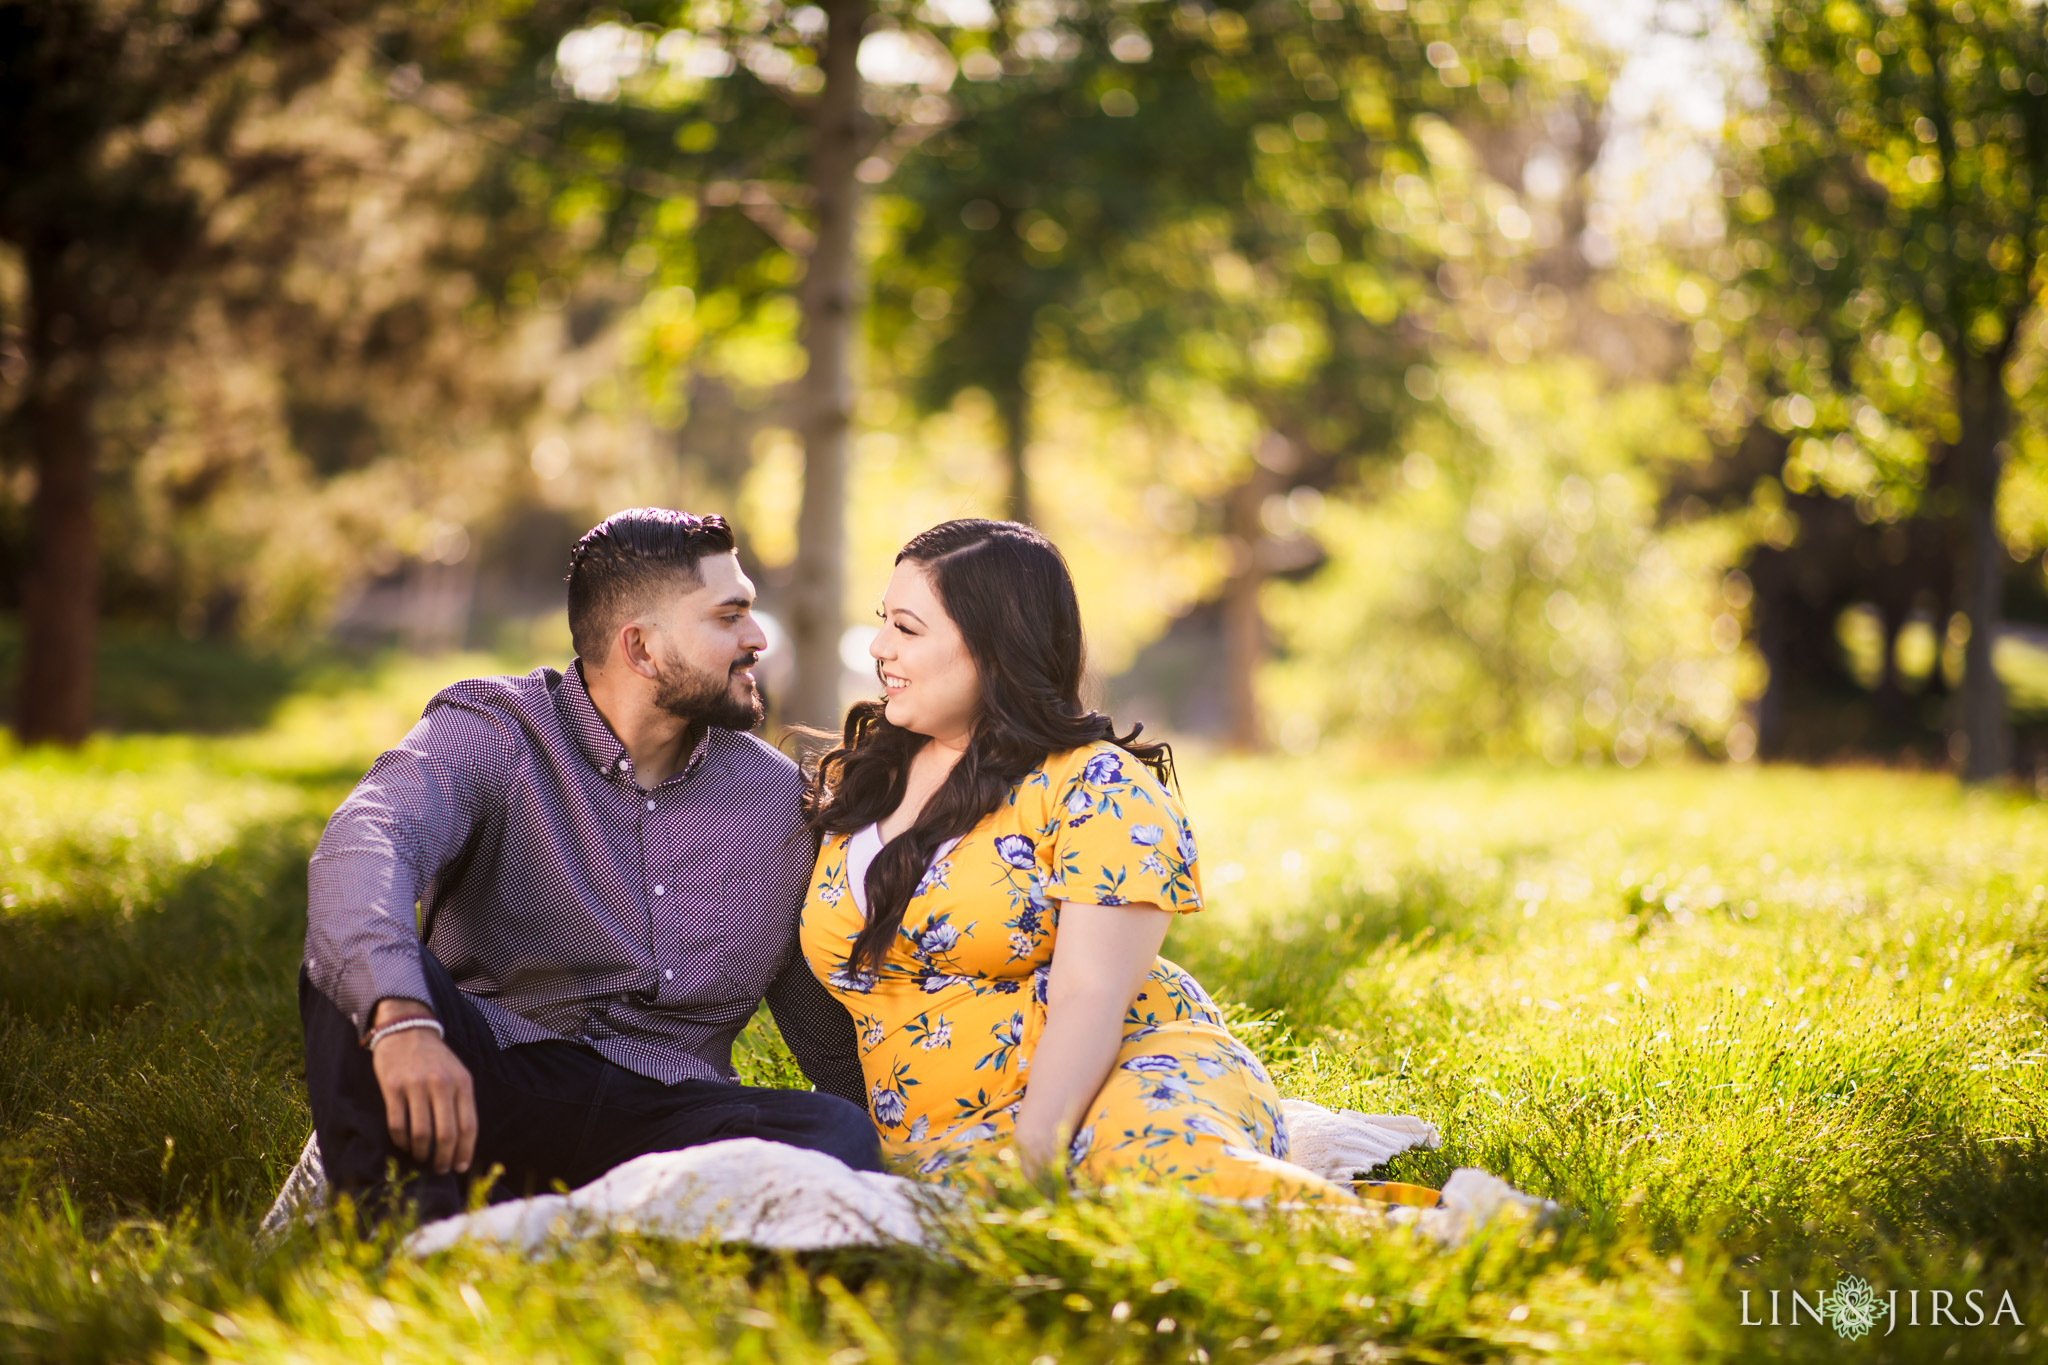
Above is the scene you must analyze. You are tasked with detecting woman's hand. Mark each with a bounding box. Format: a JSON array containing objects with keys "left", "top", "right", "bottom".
[{"left": 1011, "top": 900, "right": 1172, "bottom": 1181}]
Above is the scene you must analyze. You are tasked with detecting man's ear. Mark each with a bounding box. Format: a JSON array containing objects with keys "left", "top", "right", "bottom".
[{"left": 615, "top": 620, "right": 662, "bottom": 680}]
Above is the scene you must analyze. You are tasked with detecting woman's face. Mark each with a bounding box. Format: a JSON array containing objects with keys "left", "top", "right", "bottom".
[{"left": 872, "top": 561, "right": 980, "bottom": 745}]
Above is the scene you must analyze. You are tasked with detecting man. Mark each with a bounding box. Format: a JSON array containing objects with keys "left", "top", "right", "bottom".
[{"left": 301, "top": 508, "right": 878, "bottom": 1224}]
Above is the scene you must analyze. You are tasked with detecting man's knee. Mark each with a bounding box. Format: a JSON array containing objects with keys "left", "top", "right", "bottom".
[{"left": 781, "top": 1091, "right": 883, "bottom": 1172}]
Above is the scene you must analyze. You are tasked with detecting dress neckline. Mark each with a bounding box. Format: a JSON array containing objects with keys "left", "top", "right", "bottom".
[{"left": 845, "top": 823, "right": 962, "bottom": 917}]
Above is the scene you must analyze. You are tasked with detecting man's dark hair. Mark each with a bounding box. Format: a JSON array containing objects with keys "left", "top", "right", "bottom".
[{"left": 566, "top": 508, "right": 736, "bottom": 664}]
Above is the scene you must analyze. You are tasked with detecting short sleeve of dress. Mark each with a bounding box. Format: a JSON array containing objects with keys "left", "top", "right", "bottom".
[{"left": 1039, "top": 743, "right": 1203, "bottom": 913}]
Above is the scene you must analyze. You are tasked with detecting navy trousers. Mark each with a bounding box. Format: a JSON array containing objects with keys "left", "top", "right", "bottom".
[{"left": 300, "top": 949, "right": 882, "bottom": 1225}]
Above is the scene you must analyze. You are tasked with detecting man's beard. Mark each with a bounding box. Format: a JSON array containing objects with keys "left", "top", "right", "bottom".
[{"left": 653, "top": 647, "right": 765, "bottom": 731}]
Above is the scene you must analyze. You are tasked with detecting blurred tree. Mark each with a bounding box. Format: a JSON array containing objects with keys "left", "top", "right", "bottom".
[
  {"left": 0, "top": 0, "right": 379, "bottom": 744},
  {"left": 531, "top": 0, "right": 989, "bottom": 728},
  {"left": 873, "top": 0, "right": 1595, "bottom": 746},
  {"left": 1265, "top": 360, "right": 1742, "bottom": 763},
  {"left": 1719, "top": 0, "right": 2048, "bottom": 779}
]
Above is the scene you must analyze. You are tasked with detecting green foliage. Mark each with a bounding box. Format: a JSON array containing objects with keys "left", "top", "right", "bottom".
[
  {"left": 1265, "top": 361, "right": 1746, "bottom": 762},
  {"left": 1713, "top": 0, "right": 2048, "bottom": 422},
  {"left": 3, "top": 663, "right": 2046, "bottom": 1360}
]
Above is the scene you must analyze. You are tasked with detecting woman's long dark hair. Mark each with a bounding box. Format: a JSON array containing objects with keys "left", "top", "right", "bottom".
[{"left": 805, "top": 519, "right": 1173, "bottom": 974}]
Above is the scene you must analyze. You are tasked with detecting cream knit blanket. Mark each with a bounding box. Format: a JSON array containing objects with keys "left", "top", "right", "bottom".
[{"left": 259, "top": 1100, "right": 1553, "bottom": 1252}]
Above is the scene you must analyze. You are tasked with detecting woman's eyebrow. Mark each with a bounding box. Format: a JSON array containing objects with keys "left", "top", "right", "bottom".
[{"left": 888, "top": 606, "right": 928, "bottom": 627}]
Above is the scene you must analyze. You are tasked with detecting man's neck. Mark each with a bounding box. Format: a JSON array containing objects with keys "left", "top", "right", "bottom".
[{"left": 582, "top": 663, "right": 705, "bottom": 789}]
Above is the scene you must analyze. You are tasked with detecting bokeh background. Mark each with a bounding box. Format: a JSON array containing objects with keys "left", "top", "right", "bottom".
[{"left": 6, "top": 0, "right": 2048, "bottom": 779}]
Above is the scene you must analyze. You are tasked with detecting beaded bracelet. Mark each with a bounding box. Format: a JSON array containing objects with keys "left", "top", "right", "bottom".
[{"left": 366, "top": 1015, "right": 445, "bottom": 1051}]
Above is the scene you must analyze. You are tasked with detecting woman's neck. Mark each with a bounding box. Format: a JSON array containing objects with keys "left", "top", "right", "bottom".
[{"left": 879, "top": 732, "right": 968, "bottom": 842}]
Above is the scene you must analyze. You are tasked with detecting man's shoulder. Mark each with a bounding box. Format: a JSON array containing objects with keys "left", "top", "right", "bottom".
[
  {"left": 428, "top": 667, "right": 563, "bottom": 717},
  {"left": 710, "top": 727, "right": 805, "bottom": 793},
  {"left": 411, "top": 668, "right": 563, "bottom": 751}
]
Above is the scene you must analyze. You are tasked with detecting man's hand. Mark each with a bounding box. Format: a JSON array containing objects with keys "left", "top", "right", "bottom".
[{"left": 369, "top": 998, "right": 477, "bottom": 1175}]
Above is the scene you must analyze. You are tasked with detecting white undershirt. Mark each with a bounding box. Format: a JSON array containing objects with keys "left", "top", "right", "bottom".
[{"left": 846, "top": 823, "right": 962, "bottom": 916}]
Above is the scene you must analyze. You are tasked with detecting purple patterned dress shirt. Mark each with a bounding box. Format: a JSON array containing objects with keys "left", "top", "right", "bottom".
[{"left": 303, "top": 662, "right": 864, "bottom": 1104}]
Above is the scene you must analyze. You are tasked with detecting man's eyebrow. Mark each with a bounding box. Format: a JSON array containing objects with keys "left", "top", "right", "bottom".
[{"left": 714, "top": 594, "right": 754, "bottom": 610}]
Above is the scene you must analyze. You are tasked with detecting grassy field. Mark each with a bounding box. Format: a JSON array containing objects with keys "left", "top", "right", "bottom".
[{"left": 3, "top": 656, "right": 2046, "bottom": 1362}]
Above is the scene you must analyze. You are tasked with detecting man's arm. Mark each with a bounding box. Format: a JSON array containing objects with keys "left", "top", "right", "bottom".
[
  {"left": 305, "top": 702, "right": 510, "bottom": 1031},
  {"left": 305, "top": 701, "right": 510, "bottom": 1173},
  {"left": 761, "top": 951, "right": 868, "bottom": 1107}
]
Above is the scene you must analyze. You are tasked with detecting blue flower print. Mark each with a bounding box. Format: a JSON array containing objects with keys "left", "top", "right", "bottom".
[
  {"left": 920, "top": 972, "right": 973, "bottom": 994},
  {"left": 1082, "top": 752, "right": 1124, "bottom": 786},
  {"left": 1121, "top": 1053, "right": 1182, "bottom": 1076},
  {"left": 1130, "top": 823, "right": 1164, "bottom": 847},
  {"left": 1183, "top": 1113, "right": 1232, "bottom": 1140},
  {"left": 1064, "top": 787, "right": 1096, "bottom": 825},
  {"left": 872, "top": 1080, "right": 908, "bottom": 1128},
  {"left": 910, "top": 916, "right": 960, "bottom": 957},
  {"left": 1136, "top": 1075, "right": 1196, "bottom": 1111},
  {"left": 906, "top": 1012, "right": 953, "bottom": 1051},
  {"left": 951, "top": 1121, "right": 1001, "bottom": 1145},
  {"left": 991, "top": 978, "right": 1020, "bottom": 994},
  {"left": 1032, "top": 965, "right": 1051, "bottom": 1005},
  {"left": 995, "top": 834, "right": 1037, "bottom": 869},
  {"left": 976, "top": 1012, "right": 1026, "bottom": 1071},
  {"left": 905, "top": 1114, "right": 930, "bottom": 1143},
  {"left": 1194, "top": 1053, "right": 1229, "bottom": 1079},
  {"left": 1068, "top": 1124, "right": 1095, "bottom": 1165},
  {"left": 914, "top": 857, "right": 952, "bottom": 898},
  {"left": 917, "top": 1148, "right": 964, "bottom": 1176},
  {"left": 1176, "top": 822, "right": 1198, "bottom": 866},
  {"left": 829, "top": 964, "right": 876, "bottom": 994}
]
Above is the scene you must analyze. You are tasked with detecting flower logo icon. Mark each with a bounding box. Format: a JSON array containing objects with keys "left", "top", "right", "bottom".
[{"left": 1827, "top": 1275, "right": 1881, "bottom": 1341}]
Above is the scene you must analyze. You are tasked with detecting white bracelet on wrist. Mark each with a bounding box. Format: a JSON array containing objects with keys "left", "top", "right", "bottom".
[{"left": 367, "top": 1015, "right": 445, "bottom": 1051}]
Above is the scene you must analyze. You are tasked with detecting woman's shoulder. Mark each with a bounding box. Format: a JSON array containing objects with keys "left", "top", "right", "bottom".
[{"left": 1043, "top": 740, "right": 1178, "bottom": 805}]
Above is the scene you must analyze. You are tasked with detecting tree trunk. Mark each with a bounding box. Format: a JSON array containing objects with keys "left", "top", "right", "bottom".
[
  {"left": 1952, "top": 350, "right": 2011, "bottom": 782},
  {"left": 1872, "top": 598, "right": 1909, "bottom": 733},
  {"left": 14, "top": 249, "right": 101, "bottom": 747},
  {"left": 1219, "top": 453, "right": 1284, "bottom": 752},
  {"left": 995, "top": 382, "right": 1031, "bottom": 526},
  {"left": 786, "top": 0, "right": 869, "bottom": 732}
]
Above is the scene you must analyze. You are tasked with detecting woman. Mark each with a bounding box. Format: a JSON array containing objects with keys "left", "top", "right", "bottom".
[{"left": 799, "top": 519, "right": 1440, "bottom": 1206}]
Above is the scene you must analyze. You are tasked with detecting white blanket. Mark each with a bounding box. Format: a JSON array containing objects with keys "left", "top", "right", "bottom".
[{"left": 261, "top": 1101, "right": 1555, "bottom": 1253}]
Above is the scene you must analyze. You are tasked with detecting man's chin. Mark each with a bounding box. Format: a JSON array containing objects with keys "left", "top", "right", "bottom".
[{"left": 714, "top": 678, "right": 765, "bottom": 730}]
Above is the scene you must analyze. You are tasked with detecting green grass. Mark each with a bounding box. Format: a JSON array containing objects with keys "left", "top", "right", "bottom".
[{"left": 3, "top": 664, "right": 2046, "bottom": 1361}]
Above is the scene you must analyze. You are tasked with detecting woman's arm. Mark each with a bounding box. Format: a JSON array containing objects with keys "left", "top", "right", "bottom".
[{"left": 1012, "top": 900, "right": 1172, "bottom": 1177}]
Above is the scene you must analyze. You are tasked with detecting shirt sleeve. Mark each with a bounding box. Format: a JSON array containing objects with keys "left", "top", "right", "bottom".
[
  {"left": 303, "top": 700, "right": 513, "bottom": 1036},
  {"left": 762, "top": 947, "right": 868, "bottom": 1106},
  {"left": 1041, "top": 744, "right": 1204, "bottom": 913}
]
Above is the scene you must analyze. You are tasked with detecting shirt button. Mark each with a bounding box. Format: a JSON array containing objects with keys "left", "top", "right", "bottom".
[
  {"left": 646, "top": 799, "right": 655, "bottom": 810},
  {"left": 664, "top": 969, "right": 674, "bottom": 981},
  {"left": 653, "top": 885, "right": 666, "bottom": 895}
]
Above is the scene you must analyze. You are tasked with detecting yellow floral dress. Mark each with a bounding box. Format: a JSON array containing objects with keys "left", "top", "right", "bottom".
[{"left": 800, "top": 741, "right": 1415, "bottom": 1204}]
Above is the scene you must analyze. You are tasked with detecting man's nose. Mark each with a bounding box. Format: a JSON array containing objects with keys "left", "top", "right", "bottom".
[{"left": 741, "top": 617, "right": 769, "bottom": 652}]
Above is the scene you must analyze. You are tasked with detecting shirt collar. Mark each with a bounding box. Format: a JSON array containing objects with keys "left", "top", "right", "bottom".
[{"left": 557, "top": 659, "right": 721, "bottom": 787}]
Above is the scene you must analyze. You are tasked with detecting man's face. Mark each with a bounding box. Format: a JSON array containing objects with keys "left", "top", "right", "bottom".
[{"left": 642, "top": 553, "right": 770, "bottom": 730}]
